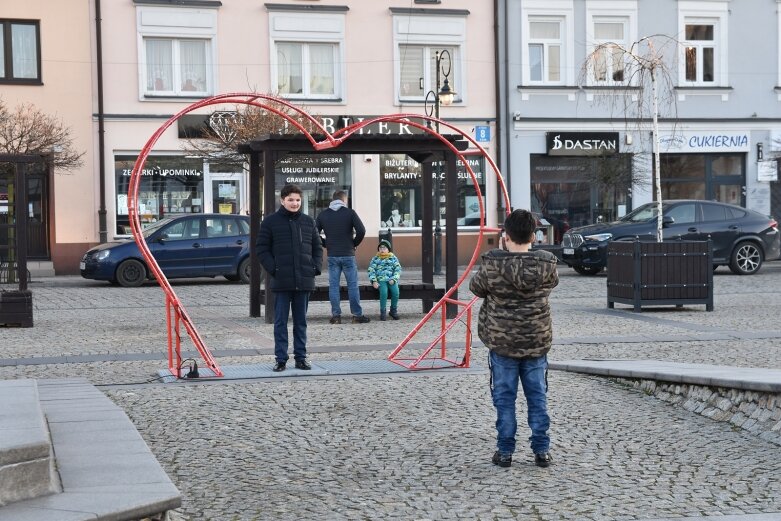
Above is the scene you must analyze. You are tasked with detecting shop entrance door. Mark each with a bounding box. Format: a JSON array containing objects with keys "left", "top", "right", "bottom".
[{"left": 205, "top": 172, "right": 245, "bottom": 215}]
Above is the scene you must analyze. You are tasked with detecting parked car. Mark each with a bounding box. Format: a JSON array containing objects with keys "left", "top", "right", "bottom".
[
  {"left": 561, "top": 200, "right": 780, "bottom": 276},
  {"left": 80, "top": 214, "right": 252, "bottom": 287}
]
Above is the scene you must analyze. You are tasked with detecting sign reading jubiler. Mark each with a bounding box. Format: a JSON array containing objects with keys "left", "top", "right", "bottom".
[{"left": 546, "top": 132, "right": 619, "bottom": 156}]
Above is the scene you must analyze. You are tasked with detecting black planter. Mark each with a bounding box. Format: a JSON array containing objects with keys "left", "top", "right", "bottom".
[
  {"left": 607, "top": 240, "right": 714, "bottom": 312},
  {"left": 0, "top": 289, "right": 33, "bottom": 327}
]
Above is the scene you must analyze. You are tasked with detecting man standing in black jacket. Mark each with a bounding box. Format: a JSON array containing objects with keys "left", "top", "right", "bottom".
[
  {"left": 257, "top": 184, "right": 323, "bottom": 372},
  {"left": 316, "top": 190, "right": 370, "bottom": 324}
]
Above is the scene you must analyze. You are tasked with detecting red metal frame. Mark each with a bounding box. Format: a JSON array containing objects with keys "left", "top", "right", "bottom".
[{"left": 129, "top": 93, "right": 510, "bottom": 377}]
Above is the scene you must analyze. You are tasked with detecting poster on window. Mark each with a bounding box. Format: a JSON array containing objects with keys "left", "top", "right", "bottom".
[{"left": 757, "top": 160, "right": 778, "bottom": 182}]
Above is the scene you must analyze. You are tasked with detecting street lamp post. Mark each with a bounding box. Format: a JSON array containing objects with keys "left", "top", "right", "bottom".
[{"left": 423, "top": 49, "right": 456, "bottom": 276}]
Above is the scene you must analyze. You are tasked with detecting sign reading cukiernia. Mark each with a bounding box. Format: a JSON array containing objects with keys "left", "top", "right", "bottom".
[{"left": 658, "top": 131, "right": 750, "bottom": 153}]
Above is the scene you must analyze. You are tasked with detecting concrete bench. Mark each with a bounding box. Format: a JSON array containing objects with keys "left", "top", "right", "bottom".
[{"left": 0, "top": 378, "right": 181, "bottom": 520}]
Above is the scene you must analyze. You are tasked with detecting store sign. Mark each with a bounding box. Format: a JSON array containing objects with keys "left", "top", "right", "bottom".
[
  {"left": 546, "top": 132, "right": 619, "bottom": 156},
  {"left": 658, "top": 131, "right": 750, "bottom": 153}
]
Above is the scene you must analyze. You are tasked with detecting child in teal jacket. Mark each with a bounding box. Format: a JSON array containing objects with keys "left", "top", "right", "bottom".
[{"left": 368, "top": 239, "right": 402, "bottom": 320}]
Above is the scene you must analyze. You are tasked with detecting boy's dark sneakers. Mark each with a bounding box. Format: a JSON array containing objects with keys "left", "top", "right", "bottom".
[
  {"left": 272, "top": 361, "right": 286, "bottom": 372},
  {"left": 492, "top": 451, "right": 512, "bottom": 468},
  {"left": 294, "top": 359, "right": 312, "bottom": 370},
  {"left": 329, "top": 316, "right": 341, "bottom": 324},
  {"left": 380, "top": 312, "right": 386, "bottom": 321},
  {"left": 534, "top": 452, "right": 552, "bottom": 468},
  {"left": 352, "top": 315, "right": 370, "bottom": 324},
  {"left": 389, "top": 310, "right": 399, "bottom": 320}
]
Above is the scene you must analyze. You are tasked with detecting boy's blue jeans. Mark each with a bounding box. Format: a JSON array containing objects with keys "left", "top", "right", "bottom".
[
  {"left": 273, "top": 290, "right": 310, "bottom": 363},
  {"left": 327, "top": 256, "right": 363, "bottom": 317},
  {"left": 489, "top": 351, "right": 550, "bottom": 456}
]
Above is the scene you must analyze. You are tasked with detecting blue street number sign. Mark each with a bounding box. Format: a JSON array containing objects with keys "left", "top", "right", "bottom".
[{"left": 475, "top": 125, "right": 490, "bottom": 142}]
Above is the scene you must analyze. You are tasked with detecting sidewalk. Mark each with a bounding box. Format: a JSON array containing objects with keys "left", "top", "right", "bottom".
[{"left": 1, "top": 263, "right": 780, "bottom": 520}]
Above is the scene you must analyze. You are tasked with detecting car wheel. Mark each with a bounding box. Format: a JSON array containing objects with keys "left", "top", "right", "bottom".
[
  {"left": 573, "top": 265, "right": 603, "bottom": 276},
  {"left": 115, "top": 259, "right": 147, "bottom": 287},
  {"left": 729, "top": 241, "right": 763, "bottom": 275},
  {"left": 238, "top": 258, "right": 251, "bottom": 283}
]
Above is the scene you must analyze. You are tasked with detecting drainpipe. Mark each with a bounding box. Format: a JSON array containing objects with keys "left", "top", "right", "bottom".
[
  {"left": 494, "top": 0, "right": 510, "bottom": 214},
  {"left": 95, "top": 0, "right": 108, "bottom": 243}
]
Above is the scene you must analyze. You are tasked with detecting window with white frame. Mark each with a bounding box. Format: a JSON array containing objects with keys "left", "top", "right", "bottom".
[
  {"left": 520, "top": 0, "right": 574, "bottom": 86},
  {"left": 528, "top": 18, "right": 564, "bottom": 84},
  {"left": 677, "top": 2, "right": 728, "bottom": 87},
  {"left": 269, "top": 10, "right": 345, "bottom": 101},
  {"left": 683, "top": 21, "right": 716, "bottom": 83},
  {"left": 0, "top": 19, "right": 40, "bottom": 82},
  {"left": 590, "top": 18, "right": 629, "bottom": 84},
  {"left": 276, "top": 42, "right": 338, "bottom": 97},
  {"left": 136, "top": 6, "right": 217, "bottom": 98},
  {"left": 393, "top": 12, "right": 466, "bottom": 105},
  {"left": 144, "top": 38, "right": 211, "bottom": 95},
  {"left": 398, "top": 44, "right": 459, "bottom": 102}
]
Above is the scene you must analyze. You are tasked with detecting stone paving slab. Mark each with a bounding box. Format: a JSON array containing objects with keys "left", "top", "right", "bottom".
[
  {"left": 0, "top": 379, "right": 181, "bottom": 521},
  {"left": 551, "top": 359, "right": 781, "bottom": 392}
]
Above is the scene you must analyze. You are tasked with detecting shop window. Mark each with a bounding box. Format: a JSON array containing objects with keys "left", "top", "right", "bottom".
[
  {"left": 379, "top": 154, "right": 486, "bottom": 230},
  {"left": 273, "top": 154, "right": 351, "bottom": 216},
  {"left": 114, "top": 155, "right": 204, "bottom": 235},
  {"left": 0, "top": 19, "right": 40, "bottom": 83},
  {"left": 659, "top": 153, "right": 744, "bottom": 203}
]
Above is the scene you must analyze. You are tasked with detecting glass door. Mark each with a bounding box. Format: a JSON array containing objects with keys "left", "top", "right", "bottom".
[{"left": 204, "top": 164, "right": 246, "bottom": 215}]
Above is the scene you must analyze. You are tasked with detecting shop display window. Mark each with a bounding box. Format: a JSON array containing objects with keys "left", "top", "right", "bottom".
[
  {"left": 379, "top": 154, "right": 486, "bottom": 229},
  {"left": 273, "top": 154, "right": 351, "bottom": 216},
  {"left": 114, "top": 155, "right": 204, "bottom": 235}
]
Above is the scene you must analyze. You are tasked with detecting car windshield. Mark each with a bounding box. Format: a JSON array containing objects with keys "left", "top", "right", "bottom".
[
  {"left": 140, "top": 217, "right": 176, "bottom": 239},
  {"left": 619, "top": 203, "right": 669, "bottom": 223}
]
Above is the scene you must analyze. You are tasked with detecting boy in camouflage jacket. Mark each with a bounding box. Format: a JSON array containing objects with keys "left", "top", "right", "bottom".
[{"left": 469, "top": 209, "right": 559, "bottom": 468}]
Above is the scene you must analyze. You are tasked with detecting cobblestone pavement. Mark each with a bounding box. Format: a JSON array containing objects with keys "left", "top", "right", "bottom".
[{"left": 2, "top": 263, "right": 781, "bottom": 520}]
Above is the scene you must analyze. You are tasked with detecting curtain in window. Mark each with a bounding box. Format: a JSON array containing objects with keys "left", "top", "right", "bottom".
[
  {"left": 309, "top": 43, "right": 334, "bottom": 95},
  {"left": 399, "top": 45, "right": 424, "bottom": 97},
  {"left": 277, "top": 43, "right": 303, "bottom": 94},
  {"left": 530, "top": 21, "right": 560, "bottom": 39},
  {"left": 11, "top": 24, "right": 37, "bottom": 79},
  {"left": 180, "top": 40, "right": 207, "bottom": 92},
  {"left": 146, "top": 39, "right": 173, "bottom": 91}
]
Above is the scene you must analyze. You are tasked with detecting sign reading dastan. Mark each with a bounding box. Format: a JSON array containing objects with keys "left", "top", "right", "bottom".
[{"left": 546, "top": 132, "right": 619, "bottom": 156}]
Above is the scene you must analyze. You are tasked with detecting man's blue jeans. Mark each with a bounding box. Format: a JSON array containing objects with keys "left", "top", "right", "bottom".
[
  {"left": 273, "top": 290, "right": 310, "bottom": 363},
  {"left": 489, "top": 351, "right": 550, "bottom": 455},
  {"left": 327, "top": 256, "right": 363, "bottom": 317}
]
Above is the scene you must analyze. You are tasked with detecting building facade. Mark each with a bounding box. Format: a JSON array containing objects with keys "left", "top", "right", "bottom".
[
  {"left": 2, "top": 0, "right": 498, "bottom": 274},
  {"left": 497, "top": 0, "right": 781, "bottom": 244},
  {"left": 0, "top": 0, "right": 96, "bottom": 274},
  {"left": 99, "top": 0, "right": 499, "bottom": 271}
]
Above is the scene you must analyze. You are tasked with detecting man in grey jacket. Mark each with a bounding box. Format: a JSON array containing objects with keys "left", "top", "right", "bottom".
[{"left": 315, "top": 190, "right": 370, "bottom": 324}]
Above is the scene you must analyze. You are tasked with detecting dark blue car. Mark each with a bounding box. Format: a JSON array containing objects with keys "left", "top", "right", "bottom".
[{"left": 80, "top": 214, "right": 252, "bottom": 287}]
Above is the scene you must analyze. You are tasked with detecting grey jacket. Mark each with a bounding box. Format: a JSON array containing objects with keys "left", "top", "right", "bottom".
[{"left": 469, "top": 249, "right": 559, "bottom": 359}]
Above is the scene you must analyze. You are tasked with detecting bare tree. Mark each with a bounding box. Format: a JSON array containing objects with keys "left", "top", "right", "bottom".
[
  {"left": 0, "top": 98, "right": 84, "bottom": 171},
  {"left": 181, "top": 97, "right": 322, "bottom": 168},
  {"left": 580, "top": 35, "right": 680, "bottom": 241}
]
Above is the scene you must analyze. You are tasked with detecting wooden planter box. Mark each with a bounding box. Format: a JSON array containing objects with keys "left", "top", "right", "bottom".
[
  {"left": 0, "top": 289, "right": 33, "bottom": 327},
  {"left": 607, "top": 240, "right": 714, "bottom": 312}
]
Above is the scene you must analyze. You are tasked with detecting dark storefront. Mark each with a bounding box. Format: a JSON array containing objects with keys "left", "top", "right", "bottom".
[{"left": 531, "top": 132, "right": 630, "bottom": 244}]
